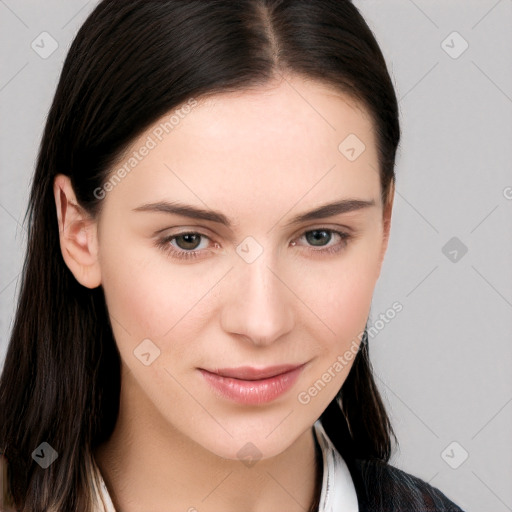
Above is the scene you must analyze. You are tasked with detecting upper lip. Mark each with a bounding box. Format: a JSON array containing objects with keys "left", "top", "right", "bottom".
[{"left": 203, "top": 363, "right": 305, "bottom": 381}]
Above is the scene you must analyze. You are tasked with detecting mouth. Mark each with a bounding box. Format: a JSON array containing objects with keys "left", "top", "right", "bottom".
[
  {"left": 198, "top": 363, "right": 307, "bottom": 405},
  {"left": 207, "top": 363, "right": 305, "bottom": 380}
]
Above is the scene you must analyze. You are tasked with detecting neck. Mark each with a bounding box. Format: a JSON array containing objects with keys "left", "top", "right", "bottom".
[{"left": 93, "top": 365, "right": 322, "bottom": 512}]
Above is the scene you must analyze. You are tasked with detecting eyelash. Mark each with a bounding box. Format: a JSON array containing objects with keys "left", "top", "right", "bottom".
[{"left": 155, "top": 228, "right": 352, "bottom": 261}]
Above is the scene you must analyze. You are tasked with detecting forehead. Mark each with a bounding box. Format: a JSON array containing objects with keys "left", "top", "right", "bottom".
[
  {"left": 181, "top": 76, "right": 376, "bottom": 165},
  {"left": 102, "top": 75, "right": 380, "bottom": 219}
]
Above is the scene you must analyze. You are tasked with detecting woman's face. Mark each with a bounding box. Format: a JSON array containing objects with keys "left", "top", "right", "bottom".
[{"left": 74, "top": 75, "right": 392, "bottom": 461}]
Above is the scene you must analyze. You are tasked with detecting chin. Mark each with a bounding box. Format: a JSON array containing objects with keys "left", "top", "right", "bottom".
[{"left": 195, "top": 421, "right": 305, "bottom": 463}]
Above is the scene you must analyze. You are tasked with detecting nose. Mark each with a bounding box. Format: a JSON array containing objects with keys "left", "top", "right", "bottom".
[{"left": 219, "top": 244, "right": 294, "bottom": 347}]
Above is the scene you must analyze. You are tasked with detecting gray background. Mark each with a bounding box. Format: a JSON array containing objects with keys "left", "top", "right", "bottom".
[{"left": 1, "top": 1, "right": 511, "bottom": 510}]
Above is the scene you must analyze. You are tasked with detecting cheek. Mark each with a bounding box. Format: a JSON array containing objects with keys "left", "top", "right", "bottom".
[
  {"left": 98, "top": 235, "right": 169, "bottom": 338},
  {"left": 300, "top": 237, "right": 381, "bottom": 341},
  {"left": 98, "top": 238, "right": 222, "bottom": 365},
  {"left": 99, "top": 254, "right": 167, "bottom": 338},
  {"left": 306, "top": 274, "right": 374, "bottom": 363},
  {"left": 293, "top": 247, "right": 379, "bottom": 408}
]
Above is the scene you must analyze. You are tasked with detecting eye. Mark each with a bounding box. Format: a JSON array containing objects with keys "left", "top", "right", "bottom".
[
  {"left": 294, "top": 228, "right": 352, "bottom": 256},
  {"left": 155, "top": 228, "right": 352, "bottom": 261},
  {"left": 155, "top": 232, "right": 213, "bottom": 261}
]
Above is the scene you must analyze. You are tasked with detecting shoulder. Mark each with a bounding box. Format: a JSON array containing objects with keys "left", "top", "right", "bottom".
[{"left": 349, "top": 458, "right": 465, "bottom": 511}]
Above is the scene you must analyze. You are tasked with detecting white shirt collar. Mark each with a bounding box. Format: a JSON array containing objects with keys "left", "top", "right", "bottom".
[
  {"left": 313, "top": 418, "right": 359, "bottom": 512},
  {"left": 91, "top": 418, "right": 359, "bottom": 512}
]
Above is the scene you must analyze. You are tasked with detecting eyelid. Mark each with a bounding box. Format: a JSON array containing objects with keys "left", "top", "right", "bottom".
[
  {"left": 291, "top": 222, "right": 355, "bottom": 237},
  {"left": 155, "top": 225, "right": 354, "bottom": 262},
  {"left": 157, "top": 223, "right": 354, "bottom": 243},
  {"left": 154, "top": 225, "right": 217, "bottom": 237}
]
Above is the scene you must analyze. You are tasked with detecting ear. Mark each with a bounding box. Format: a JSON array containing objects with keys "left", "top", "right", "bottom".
[
  {"left": 53, "top": 174, "right": 102, "bottom": 289},
  {"left": 376, "top": 180, "right": 394, "bottom": 279}
]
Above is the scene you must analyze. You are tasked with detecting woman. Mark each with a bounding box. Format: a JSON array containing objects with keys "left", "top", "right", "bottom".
[{"left": 0, "top": 1, "right": 465, "bottom": 511}]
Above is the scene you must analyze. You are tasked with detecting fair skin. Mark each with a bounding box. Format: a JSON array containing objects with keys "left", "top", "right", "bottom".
[{"left": 54, "top": 74, "right": 393, "bottom": 512}]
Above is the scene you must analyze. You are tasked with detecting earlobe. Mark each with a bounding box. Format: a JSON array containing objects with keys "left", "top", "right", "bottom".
[{"left": 53, "top": 174, "right": 102, "bottom": 289}]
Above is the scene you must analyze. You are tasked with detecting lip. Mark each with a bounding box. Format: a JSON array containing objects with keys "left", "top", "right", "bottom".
[{"left": 198, "top": 363, "right": 306, "bottom": 405}]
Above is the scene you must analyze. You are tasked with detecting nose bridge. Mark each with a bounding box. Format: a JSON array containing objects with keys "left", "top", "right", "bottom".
[{"left": 222, "top": 235, "right": 294, "bottom": 345}]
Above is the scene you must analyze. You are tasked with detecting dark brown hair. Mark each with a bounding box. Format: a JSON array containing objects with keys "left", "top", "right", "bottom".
[{"left": 0, "top": 1, "right": 400, "bottom": 510}]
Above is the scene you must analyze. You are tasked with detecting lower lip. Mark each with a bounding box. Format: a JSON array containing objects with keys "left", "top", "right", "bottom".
[{"left": 198, "top": 365, "right": 305, "bottom": 405}]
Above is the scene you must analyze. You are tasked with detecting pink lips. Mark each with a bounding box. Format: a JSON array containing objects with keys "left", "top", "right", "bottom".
[{"left": 198, "top": 363, "right": 306, "bottom": 405}]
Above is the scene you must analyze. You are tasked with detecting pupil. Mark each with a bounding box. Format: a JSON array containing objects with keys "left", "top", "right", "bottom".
[
  {"left": 307, "top": 230, "right": 330, "bottom": 246},
  {"left": 179, "top": 234, "right": 199, "bottom": 249}
]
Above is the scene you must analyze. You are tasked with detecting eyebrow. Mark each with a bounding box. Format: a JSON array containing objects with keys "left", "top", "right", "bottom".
[{"left": 132, "top": 198, "right": 376, "bottom": 228}]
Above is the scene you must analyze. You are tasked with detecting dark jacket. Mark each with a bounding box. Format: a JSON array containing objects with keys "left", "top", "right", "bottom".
[{"left": 347, "top": 457, "right": 464, "bottom": 511}]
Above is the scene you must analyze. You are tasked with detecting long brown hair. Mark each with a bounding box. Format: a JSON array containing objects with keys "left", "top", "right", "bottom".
[{"left": 0, "top": 1, "right": 400, "bottom": 510}]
